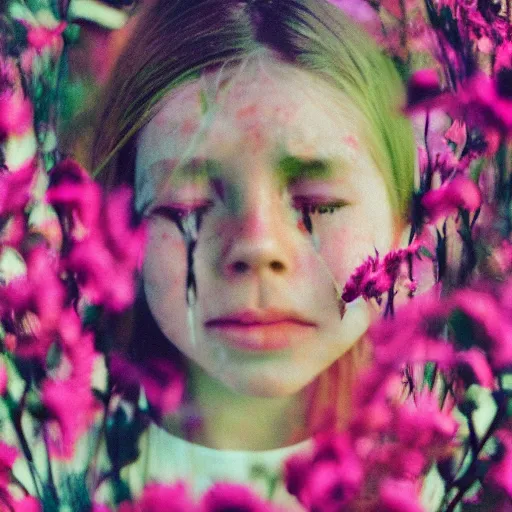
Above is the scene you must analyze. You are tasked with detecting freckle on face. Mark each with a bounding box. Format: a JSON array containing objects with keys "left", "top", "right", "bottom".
[
  {"left": 180, "top": 118, "right": 199, "bottom": 137},
  {"left": 342, "top": 135, "right": 360, "bottom": 150}
]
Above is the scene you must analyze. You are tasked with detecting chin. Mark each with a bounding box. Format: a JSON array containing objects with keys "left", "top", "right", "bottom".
[{"left": 226, "top": 373, "right": 311, "bottom": 398}]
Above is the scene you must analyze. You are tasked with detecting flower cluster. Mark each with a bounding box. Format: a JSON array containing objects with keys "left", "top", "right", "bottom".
[
  {"left": 329, "top": 1, "right": 512, "bottom": 511},
  {"left": 0, "top": 3, "right": 152, "bottom": 509},
  {"left": 1, "top": 0, "right": 512, "bottom": 511}
]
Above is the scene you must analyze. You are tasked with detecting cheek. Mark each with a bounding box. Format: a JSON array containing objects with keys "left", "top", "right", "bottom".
[
  {"left": 143, "top": 224, "right": 187, "bottom": 290},
  {"left": 317, "top": 225, "right": 379, "bottom": 285}
]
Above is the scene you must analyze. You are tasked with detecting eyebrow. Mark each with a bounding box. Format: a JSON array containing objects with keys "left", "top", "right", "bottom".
[
  {"left": 142, "top": 153, "right": 334, "bottom": 192},
  {"left": 276, "top": 154, "right": 332, "bottom": 183},
  {"left": 146, "top": 157, "right": 222, "bottom": 178}
]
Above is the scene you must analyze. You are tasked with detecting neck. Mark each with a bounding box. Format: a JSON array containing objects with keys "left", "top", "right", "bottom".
[{"left": 163, "top": 362, "right": 308, "bottom": 451}]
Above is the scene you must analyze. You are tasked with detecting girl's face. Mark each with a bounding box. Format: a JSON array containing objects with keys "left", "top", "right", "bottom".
[{"left": 136, "top": 59, "right": 400, "bottom": 397}]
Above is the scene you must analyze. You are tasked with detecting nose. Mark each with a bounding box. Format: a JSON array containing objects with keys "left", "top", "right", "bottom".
[{"left": 221, "top": 184, "right": 294, "bottom": 278}]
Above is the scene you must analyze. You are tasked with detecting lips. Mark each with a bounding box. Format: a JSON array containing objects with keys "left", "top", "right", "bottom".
[{"left": 204, "top": 309, "right": 317, "bottom": 352}]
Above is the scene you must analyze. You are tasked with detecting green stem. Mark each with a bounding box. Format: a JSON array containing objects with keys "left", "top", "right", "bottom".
[
  {"left": 6, "top": 388, "right": 43, "bottom": 500},
  {"left": 444, "top": 394, "right": 508, "bottom": 511}
]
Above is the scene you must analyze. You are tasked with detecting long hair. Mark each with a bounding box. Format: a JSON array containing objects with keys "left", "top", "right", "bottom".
[{"left": 93, "top": 0, "right": 416, "bottom": 437}]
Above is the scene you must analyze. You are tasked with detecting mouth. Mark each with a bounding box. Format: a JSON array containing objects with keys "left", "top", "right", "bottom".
[{"left": 204, "top": 309, "right": 317, "bottom": 352}]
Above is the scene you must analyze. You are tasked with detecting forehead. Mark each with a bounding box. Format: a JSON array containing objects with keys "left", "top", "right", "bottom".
[
  {"left": 134, "top": 58, "right": 374, "bottom": 207},
  {"left": 139, "top": 59, "right": 368, "bottom": 153}
]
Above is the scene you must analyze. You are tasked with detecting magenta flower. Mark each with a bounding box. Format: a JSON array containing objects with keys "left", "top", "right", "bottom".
[
  {"left": 342, "top": 248, "right": 414, "bottom": 304},
  {"left": 2, "top": 213, "right": 26, "bottom": 248},
  {"left": 394, "top": 391, "right": 459, "bottom": 459},
  {"left": 342, "top": 252, "right": 388, "bottom": 303},
  {"left": 0, "top": 159, "right": 37, "bottom": 216},
  {"left": 285, "top": 434, "right": 364, "bottom": 511},
  {"left": 495, "top": 41, "right": 512, "bottom": 72},
  {"left": 0, "top": 88, "right": 34, "bottom": 140},
  {"left": 421, "top": 176, "right": 482, "bottom": 223},
  {"left": 368, "top": 287, "right": 458, "bottom": 372},
  {"left": 444, "top": 119, "right": 467, "bottom": 147},
  {"left": 11, "top": 496, "right": 42, "bottom": 512},
  {"left": 451, "top": 288, "right": 512, "bottom": 371},
  {"left": 376, "top": 478, "right": 424, "bottom": 512},
  {"left": 454, "top": 348, "right": 495, "bottom": 388},
  {"left": 119, "top": 482, "right": 195, "bottom": 512},
  {"left": 22, "top": 21, "right": 66, "bottom": 54},
  {"left": 283, "top": 451, "right": 313, "bottom": 499},
  {"left": 47, "top": 161, "right": 145, "bottom": 311},
  {"left": 0, "top": 361, "right": 7, "bottom": 396},
  {"left": 298, "top": 460, "right": 363, "bottom": 512},
  {"left": 109, "top": 353, "right": 185, "bottom": 418},
  {"left": 41, "top": 375, "right": 97, "bottom": 459},
  {"left": 485, "top": 430, "right": 512, "bottom": 498},
  {"left": 103, "top": 186, "right": 146, "bottom": 272},
  {"left": 92, "top": 505, "right": 112, "bottom": 512},
  {"left": 0, "top": 441, "right": 18, "bottom": 490},
  {"left": 452, "top": 72, "right": 512, "bottom": 140},
  {"left": 41, "top": 331, "right": 98, "bottom": 459},
  {"left": 200, "top": 482, "right": 276, "bottom": 512},
  {"left": 46, "top": 159, "right": 102, "bottom": 236},
  {"left": 405, "top": 69, "right": 443, "bottom": 113}
]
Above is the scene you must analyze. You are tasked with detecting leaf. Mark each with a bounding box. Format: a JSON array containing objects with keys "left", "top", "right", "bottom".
[
  {"left": 105, "top": 406, "right": 147, "bottom": 472},
  {"left": 448, "top": 309, "right": 479, "bottom": 350}
]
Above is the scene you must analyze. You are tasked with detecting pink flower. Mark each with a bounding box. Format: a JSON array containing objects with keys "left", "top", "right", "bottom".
[
  {"left": 342, "top": 248, "right": 413, "bottom": 303},
  {"left": 12, "top": 496, "right": 42, "bottom": 512},
  {"left": 298, "top": 461, "right": 363, "bottom": 512},
  {"left": 41, "top": 331, "right": 98, "bottom": 459},
  {"left": 103, "top": 186, "right": 146, "bottom": 272},
  {"left": 47, "top": 159, "right": 102, "bottom": 237},
  {"left": 92, "top": 505, "right": 112, "bottom": 512},
  {"left": 405, "top": 69, "right": 443, "bottom": 113},
  {"left": 22, "top": 21, "right": 66, "bottom": 54},
  {"left": 421, "top": 176, "right": 482, "bottom": 222},
  {"left": 0, "top": 361, "right": 7, "bottom": 395},
  {"left": 0, "top": 159, "right": 37, "bottom": 216},
  {"left": 0, "top": 441, "right": 18, "bottom": 489},
  {"left": 451, "top": 72, "right": 512, "bottom": 140},
  {"left": 109, "top": 353, "right": 185, "bottom": 418},
  {"left": 485, "top": 430, "right": 512, "bottom": 498},
  {"left": 284, "top": 451, "right": 313, "bottom": 498},
  {"left": 444, "top": 119, "right": 467, "bottom": 147},
  {"left": 287, "top": 434, "right": 364, "bottom": 511},
  {"left": 200, "top": 482, "right": 275, "bottom": 512},
  {"left": 120, "top": 482, "right": 195, "bottom": 512},
  {"left": 48, "top": 162, "right": 145, "bottom": 311},
  {"left": 394, "top": 391, "right": 459, "bottom": 458},
  {"left": 455, "top": 348, "right": 495, "bottom": 388},
  {"left": 375, "top": 478, "right": 424, "bottom": 512},
  {"left": 0, "top": 89, "right": 34, "bottom": 140},
  {"left": 2, "top": 213, "right": 26, "bottom": 248},
  {"left": 369, "top": 287, "right": 448, "bottom": 362},
  {"left": 451, "top": 288, "right": 512, "bottom": 371},
  {"left": 342, "top": 252, "right": 389, "bottom": 302},
  {"left": 26, "top": 246, "right": 66, "bottom": 332},
  {"left": 495, "top": 41, "right": 512, "bottom": 72}
]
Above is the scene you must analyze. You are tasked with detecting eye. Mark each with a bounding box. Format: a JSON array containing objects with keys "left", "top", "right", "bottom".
[
  {"left": 149, "top": 200, "right": 215, "bottom": 223},
  {"left": 292, "top": 196, "right": 348, "bottom": 215}
]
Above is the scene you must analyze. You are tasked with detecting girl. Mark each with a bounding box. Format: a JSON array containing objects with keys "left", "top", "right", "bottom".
[{"left": 92, "top": 0, "right": 416, "bottom": 507}]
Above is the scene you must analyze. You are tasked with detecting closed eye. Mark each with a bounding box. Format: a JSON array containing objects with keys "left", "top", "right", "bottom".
[
  {"left": 149, "top": 201, "right": 214, "bottom": 222},
  {"left": 292, "top": 196, "right": 348, "bottom": 214}
]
